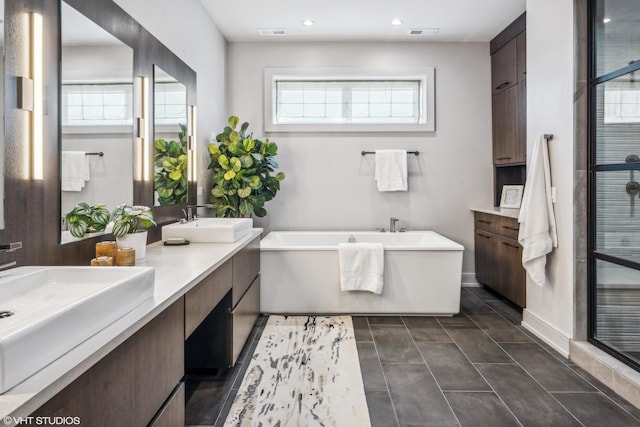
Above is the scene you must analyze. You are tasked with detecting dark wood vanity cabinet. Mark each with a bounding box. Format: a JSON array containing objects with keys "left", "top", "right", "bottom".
[
  {"left": 185, "top": 235, "right": 261, "bottom": 371},
  {"left": 474, "top": 211, "right": 526, "bottom": 307},
  {"left": 32, "top": 235, "right": 261, "bottom": 426},
  {"left": 33, "top": 299, "right": 185, "bottom": 426}
]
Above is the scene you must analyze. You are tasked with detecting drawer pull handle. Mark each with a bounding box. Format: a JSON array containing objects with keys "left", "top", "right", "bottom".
[
  {"left": 495, "top": 81, "right": 511, "bottom": 90},
  {"left": 477, "top": 234, "right": 492, "bottom": 239},
  {"left": 502, "top": 226, "right": 519, "bottom": 231},
  {"left": 502, "top": 242, "right": 520, "bottom": 249},
  {"left": 496, "top": 157, "right": 512, "bottom": 160},
  {"left": 478, "top": 220, "right": 491, "bottom": 224}
]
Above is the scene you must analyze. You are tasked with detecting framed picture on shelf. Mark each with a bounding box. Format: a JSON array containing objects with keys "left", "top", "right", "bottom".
[{"left": 500, "top": 185, "right": 524, "bottom": 209}]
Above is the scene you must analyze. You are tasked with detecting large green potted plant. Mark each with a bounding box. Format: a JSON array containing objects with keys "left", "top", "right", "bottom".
[
  {"left": 154, "top": 124, "right": 188, "bottom": 205},
  {"left": 65, "top": 203, "right": 111, "bottom": 238},
  {"left": 208, "top": 116, "right": 285, "bottom": 217}
]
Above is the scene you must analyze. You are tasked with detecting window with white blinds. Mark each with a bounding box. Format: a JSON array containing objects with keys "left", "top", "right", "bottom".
[
  {"left": 265, "top": 68, "right": 435, "bottom": 132},
  {"left": 154, "top": 82, "right": 187, "bottom": 125},
  {"left": 62, "top": 83, "right": 133, "bottom": 126},
  {"left": 276, "top": 80, "right": 420, "bottom": 124}
]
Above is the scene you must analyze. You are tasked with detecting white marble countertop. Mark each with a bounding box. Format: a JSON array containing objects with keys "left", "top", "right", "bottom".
[
  {"left": 0, "top": 229, "right": 262, "bottom": 420},
  {"left": 470, "top": 206, "right": 520, "bottom": 219}
]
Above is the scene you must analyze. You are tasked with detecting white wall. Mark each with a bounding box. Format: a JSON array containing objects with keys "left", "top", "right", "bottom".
[
  {"left": 61, "top": 133, "right": 133, "bottom": 214},
  {"left": 227, "top": 42, "right": 494, "bottom": 276},
  {"left": 523, "top": 0, "right": 575, "bottom": 355},
  {"left": 114, "top": 0, "right": 227, "bottom": 203}
]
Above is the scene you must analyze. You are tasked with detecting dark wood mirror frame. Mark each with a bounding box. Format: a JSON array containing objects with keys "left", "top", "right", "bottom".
[{"left": 0, "top": 0, "right": 196, "bottom": 267}]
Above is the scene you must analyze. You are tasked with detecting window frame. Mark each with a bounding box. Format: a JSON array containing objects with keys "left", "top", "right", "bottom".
[{"left": 264, "top": 67, "right": 435, "bottom": 132}]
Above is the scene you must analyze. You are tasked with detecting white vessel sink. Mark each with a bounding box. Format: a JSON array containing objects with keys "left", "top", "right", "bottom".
[
  {"left": 0, "top": 266, "right": 154, "bottom": 393},
  {"left": 162, "top": 217, "right": 253, "bottom": 243}
]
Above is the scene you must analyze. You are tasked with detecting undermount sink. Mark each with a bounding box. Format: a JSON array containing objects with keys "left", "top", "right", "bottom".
[
  {"left": 162, "top": 217, "right": 253, "bottom": 243},
  {"left": 0, "top": 266, "right": 154, "bottom": 393}
]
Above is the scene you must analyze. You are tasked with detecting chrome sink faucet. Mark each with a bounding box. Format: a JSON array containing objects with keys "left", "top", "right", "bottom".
[
  {"left": 182, "top": 205, "right": 212, "bottom": 222},
  {"left": 390, "top": 217, "right": 400, "bottom": 233}
]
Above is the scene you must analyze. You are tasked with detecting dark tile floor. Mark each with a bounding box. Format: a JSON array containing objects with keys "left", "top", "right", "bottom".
[{"left": 186, "top": 287, "right": 640, "bottom": 426}]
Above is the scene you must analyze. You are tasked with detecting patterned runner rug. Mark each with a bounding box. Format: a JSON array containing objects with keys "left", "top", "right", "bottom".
[{"left": 224, "top": 315, "right": 371, "bottom": 427}]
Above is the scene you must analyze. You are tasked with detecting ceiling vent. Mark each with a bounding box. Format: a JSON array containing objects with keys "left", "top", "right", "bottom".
[
  {"left": 409, "top": 28, "right": 439, "bottom": 36},
  {"left": 258, "top": 29, "right": 288, "bottom": 36}
]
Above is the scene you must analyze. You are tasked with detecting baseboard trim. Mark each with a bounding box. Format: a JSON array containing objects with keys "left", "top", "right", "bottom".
[
  {"left": 461, "top": 273, "right": 479, "bottom": 287},
  {"left": 522, "top": 309, "right": 571, "bottom": 358}
]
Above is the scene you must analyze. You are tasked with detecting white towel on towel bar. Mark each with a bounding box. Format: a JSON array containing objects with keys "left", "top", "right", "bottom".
[
  {"left": 518, "top": 134, "right": 558, "bottom": 287},
  {"left": 338, "top": 242, "right": 384, "bottom": 294},
  {"left": 61, "top": 151, "right": 90, "bottom": 192},
  {"left": 374, "top": 149, "right": 408, "bottom": 191}
]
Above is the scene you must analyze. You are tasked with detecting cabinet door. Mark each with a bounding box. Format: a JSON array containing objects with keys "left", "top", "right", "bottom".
[
  {"left": 516, "top": 31, "right": 526, "bottom": 82},
  {"left": 492, "top": 85, "right": 518, "bottom": 165},
  {"left": 491, "top": 39, "right": 517, "bottom": 95},
  {"left": 231, "top": 275, "right": 260, "bottom": 365},
  {"left": 185, "top": 259, "right": 232, "bottom": 339},
  {"left": 232, "top": 235, "right": 260, "bottom": 307},
  {"left": 149, "top": 383, "right": 185, "bottom": 427},
  {"left": 474, "top": 230, "right": 499, "bottom": 290},
  {"left": 498, "top": 237, "right": 526, "bottom": 307},
  {"left": 515, "top": 80, "right": 527, "bottom": 163}
]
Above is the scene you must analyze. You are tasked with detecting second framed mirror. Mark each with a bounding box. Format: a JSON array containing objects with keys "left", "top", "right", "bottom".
[{"left": 153, "top": 65, "right": 188, "bottom": 206}]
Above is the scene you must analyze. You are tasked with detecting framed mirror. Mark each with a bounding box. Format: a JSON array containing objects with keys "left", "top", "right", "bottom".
[
  {"left": 153, "top": 65, "right": 188, "bottom": 206},
  {"left": 0, "top": 0, "right": 5, "bottom": 230},
  {"left": 59, "top": 1, "right": 134, "bottom": 243}
]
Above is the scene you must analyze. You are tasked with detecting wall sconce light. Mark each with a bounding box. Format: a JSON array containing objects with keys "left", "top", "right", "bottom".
[
  {"left": 188, "top": 105, "right": 197, "bottom": 182},
  {"left": 135, "top": 76, "right": 151, "bottom": 181},
  {"left": 18, "top": 12, "right": 43, "bottom": 180}
]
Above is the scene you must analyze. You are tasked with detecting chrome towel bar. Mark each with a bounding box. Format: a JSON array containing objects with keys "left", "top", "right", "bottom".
[{"left": 361, "top": 150, "right": 419, "bottom": 156}]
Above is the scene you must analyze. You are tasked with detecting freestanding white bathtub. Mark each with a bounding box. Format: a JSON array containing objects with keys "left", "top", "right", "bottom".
[{"left": 260, "top": 231, "right": 464, "bottom": 315}]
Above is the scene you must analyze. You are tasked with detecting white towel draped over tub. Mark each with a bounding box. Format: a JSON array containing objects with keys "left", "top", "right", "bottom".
[
  {"left": 338, "top": 242, "right": 384, "bottom": 294},
  {"left": 518, "top": 134, "right": 558, "bottom": 287},
  {"left": 374, "top": 149, "right": 408, "bottom": 191}
]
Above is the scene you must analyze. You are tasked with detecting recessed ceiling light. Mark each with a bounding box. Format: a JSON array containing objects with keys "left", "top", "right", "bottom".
[
  {"left": 391, "top": 19, "right": 403, "bottom": 26},
  {"left": 302, "top": 19, "right": 314, "bottom": 27},
  {"left": 603, "top": 17, "right": 611, "bottom": 23}
]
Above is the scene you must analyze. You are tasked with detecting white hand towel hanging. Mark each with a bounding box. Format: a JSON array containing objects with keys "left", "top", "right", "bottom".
[
  {"left": 518, "top": 134, "right": 557, "bottom": 286},
  {"left": 338, "top": 242, "right": 384, "bottom": 294},
  {"left": 61, "top": 151, "right": 89, "bottom": 192},
  {"left": 374, "top": 150, "right": 408, "bottom": 191}
]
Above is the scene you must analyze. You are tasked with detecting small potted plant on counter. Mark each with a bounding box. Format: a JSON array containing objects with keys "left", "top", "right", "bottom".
[
  {"left": 65, "top": 203, "right": 111, "bottom": 238},
  {"left": 111, "top": 204, "right": 156, "bottom": 259},
  {"left": 208, "top": 116, "right": 285, "bottom": 217}
]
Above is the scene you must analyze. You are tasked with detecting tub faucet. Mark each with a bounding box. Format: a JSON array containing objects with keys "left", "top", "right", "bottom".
[{"left": 390, "top": 217, "right": 400, "bottom": 233}]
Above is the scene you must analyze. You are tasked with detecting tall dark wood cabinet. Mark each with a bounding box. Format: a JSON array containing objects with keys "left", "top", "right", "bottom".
[
  {"left": 491, "top": 13, "right": 527, "bottom": 205},
  {"left": 473, "top": 12, "right": 527, "bottom": 308}
]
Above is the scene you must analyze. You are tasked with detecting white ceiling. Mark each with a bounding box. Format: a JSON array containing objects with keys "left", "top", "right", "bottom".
[{"left": 200, "top": 0, "right": 526, "bottom": 42}]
